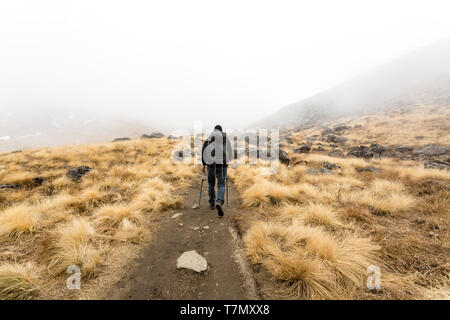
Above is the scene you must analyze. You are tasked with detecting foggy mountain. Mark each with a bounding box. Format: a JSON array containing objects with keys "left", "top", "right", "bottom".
[
  {"left": 0, "top": 107, "right": 156, "bottom": 152},
  {"left": 256, "top": 38, "right": 450, "bottom": 129}
]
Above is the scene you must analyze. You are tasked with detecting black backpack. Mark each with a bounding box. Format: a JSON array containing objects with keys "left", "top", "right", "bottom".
[{"left": 202, "top": 132, "right": 228, "bottom": 166}]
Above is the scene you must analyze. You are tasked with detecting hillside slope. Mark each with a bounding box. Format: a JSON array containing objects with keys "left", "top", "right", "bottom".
[{"left": 256, "top": 38, "right": 450, "bottom": 129}]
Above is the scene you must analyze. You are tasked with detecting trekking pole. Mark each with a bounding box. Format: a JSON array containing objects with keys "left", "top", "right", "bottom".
[
  {"left": 226, "top": 177, "right": 229, "bottom": 206},
  {"left": 197, "top": 166, "right": 205, "bottom": 209}
]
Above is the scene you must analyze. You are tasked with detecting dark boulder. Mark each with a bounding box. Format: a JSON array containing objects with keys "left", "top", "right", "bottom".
[
  {"left": 356, "top": 166, "right": 380, "bottom": 174},
  {"left": 348, "top": 144, "right": 387, "bottom": 158},
  {"left": 396, "top": 146, "right": 413, "bottom": 153},
  {"left": 413, "top": 144, "right": 448, "bottom": 157},
  {"left": 142, "top": 132, "right": 165, "bottom": 139},
  {"left": 314, "top": 147, "right": 325, "bottom": 152},
  {"left": 0, "top": 184, "right": 20, "bottom": 189},
  {"left": 424, "top": 160, "right": 450, "bottom": 170},
  {"left": 67, "top": 166, "right": 92, "bottom": 180},
  {"left": 293, "top": 144, "right": 311, "bottom": 154},
  {"left": 326, "top": 135, "right": 348, "bottom": 144},
  {"left": 321, "top": 127, "right": 334, "bottom": 135},
  {"left": 113, "top": 137, "right": 131, "bottom": 142},
  {"left": 348, "top": 145, "right": 373, "bottom": 158},
  {"left": 279, "top": 150, "right": 290, "bottom": 166},
  {"left": 369, "top": 143, "right": 387, "bottom": 154},
  {"left": 323, "top": 162, "right": 341, "bottom": 170},
  {"left": 334, "top": 125, "right": 349, "bottom": 132},
  {"left": 33, "top": 177, "right": 45, "bottom": 187},
  {"left": 328, "top": 149, "right": 344, "bottom": 157}
]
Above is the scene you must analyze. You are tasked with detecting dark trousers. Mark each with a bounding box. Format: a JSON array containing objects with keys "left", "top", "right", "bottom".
[{"left": 207, "top": 165, "right": 227, "bottom": 205}]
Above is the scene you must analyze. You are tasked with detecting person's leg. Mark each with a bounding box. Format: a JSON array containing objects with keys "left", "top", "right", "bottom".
[
  {"left": 216, "top": 166, "right": 227, "bottom": 205},
  {"left": 207, "top": 166, "right": 216, "bottom": 206}
]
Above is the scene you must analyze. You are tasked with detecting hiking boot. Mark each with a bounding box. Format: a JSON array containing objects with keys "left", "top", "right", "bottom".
[
  {"left": 209, "top": 203, "right": 215, "bottom": 210},
  {"left": 216, "top": 202, "right": 224, "bottom": 217}
]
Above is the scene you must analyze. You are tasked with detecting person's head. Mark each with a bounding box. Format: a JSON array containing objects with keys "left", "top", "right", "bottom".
[{"left": 214, "top": 125, "right": 223, "bottom": 132}]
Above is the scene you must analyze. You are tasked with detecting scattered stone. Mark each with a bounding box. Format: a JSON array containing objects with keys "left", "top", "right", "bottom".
[
  {"left": 326, "top": 135, "right": 348, "bottom": 144},
  {"left": 176, "top": 250, "right": 208, "bottom": 273},
  {"left": 348, "top": 146, "right": 373, "bottom": 158},
  {"left": 328, "top": 149, "right": 344, "bottom": 157},
  {"left": 369, "top": 143, "right": 387, "bottom": 154},
  {"left": 348, "top": 144, "right": 388, "bottom": 158},
  {"left": 293, "top": 144, "right": 311, "bottom": 153},
  {"left": 334, "top": 125, "right": 349, "bottom": 132},
  {"left": 321, "top": 127, "right": 334, "bottom": 135},
  {"left": 171, "top": 213, "right": 183, "bottom": 219},
  {"left": 306, "top": 168, "right": 318, "bottom": 175},
  {"left": 413, "top": 144, "right": 448, "bottom": 157},
  {"left": 0, "top": 184, "right": 20, "bottom": 189},
  {"left": 179, "top": 223, "right": 184, "bottom": 227},
  {"left": 203, "top": 226, "right": 210, "bottom": 230},
  {"left": 66, "top": 166, "right": 92, "bottom": 180},
  {"left": 279, "top": 149, "right": 290, "bottom": 166},
  {"left": 323, "top": 162, "right": 341, "bottom": 170},
  {"left": 33, "top": 177, "right": 45, "bottom": 187},
  {"left": 191, "top": 204, "right": 199, "bottom": 209},
  {"left": 356, "top": 166, "right": 380, "bottom": 173},
  {"left": 112, "top": 137, "right": 131, "bottom": 142},
  {"left": 395, "top": 146, "right": 413, "bottom": 153},
  {"left": 314, "top": 147, "right": 325, "bottom": 152},
  {"left": 319, "top": 168, "right": 334, "bottom": 175},
  {"left": 142, "top": 132, "right": 165, "bottom": 139},
  {"left": 424, "top": 160, "right": 450, "bottom": 170}
]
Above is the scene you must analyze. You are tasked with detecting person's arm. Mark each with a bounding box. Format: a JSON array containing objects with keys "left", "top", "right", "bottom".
[
  {"left": 225, "top": 134, "right": 233, "bottom": 164},
  {"left": 201, "top": 140, "right": 207, "bottom": 167}
]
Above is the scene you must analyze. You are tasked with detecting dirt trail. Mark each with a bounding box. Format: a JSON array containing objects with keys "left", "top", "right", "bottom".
[{"left": 105, "top": 179, "right": 258, "bottom": 300}]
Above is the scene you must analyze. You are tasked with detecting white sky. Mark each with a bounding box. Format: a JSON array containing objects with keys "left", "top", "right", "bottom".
[{"left": 0, "top": 0, "right": 449, "bottom": 129}]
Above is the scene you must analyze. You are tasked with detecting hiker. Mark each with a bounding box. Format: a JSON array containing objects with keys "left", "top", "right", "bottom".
[{"left": 202, "top": 125, "right": 233, "bottom": 216}]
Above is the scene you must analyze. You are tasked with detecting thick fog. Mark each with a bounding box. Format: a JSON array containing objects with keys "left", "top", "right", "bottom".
[{"left": 1, "top": 1, "right": 450, "bottom": 149}]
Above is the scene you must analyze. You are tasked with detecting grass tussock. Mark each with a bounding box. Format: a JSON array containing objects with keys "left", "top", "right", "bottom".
[
  {"left": 0, "top": 263, "right": 39, "bottom": 300},
  {"left": 46, "top": 217, "right": 102, "bottom": 276},
  {"left": 244, "top": 220, "right": 380, "bottom": 299},
  {"left": 0, "top": 204, "right": 41, "bottom": 237}
]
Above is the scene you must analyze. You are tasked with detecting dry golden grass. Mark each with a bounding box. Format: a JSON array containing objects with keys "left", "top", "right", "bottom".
[
  {"left": 232, "top": 105, "right": 450, "bottom": 299},
  {"left": 0, "top": 137, "right": 196, "bottom": 299},
  {"left": 298, "top": 103, "right": 450, "bottom": 147},
  {"left": 244, "top": 220, "right": 380, "bottom": 299},
  {"left": 0, "top": 204, "right": 41, "bottom": 237},
  {"left": 0, "top": 263, "right": 39, "bottom": 300},
  {"left": 46, "top": 217, "right": 102, "bottom": 276}
]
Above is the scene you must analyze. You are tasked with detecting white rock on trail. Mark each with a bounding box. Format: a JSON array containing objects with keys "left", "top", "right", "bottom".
[
  {"left": 177, "top": 250, "right": 208, "bottom": 272},
  {"left": 171, "top": 213, "right": 183, "bottom": 219}
]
